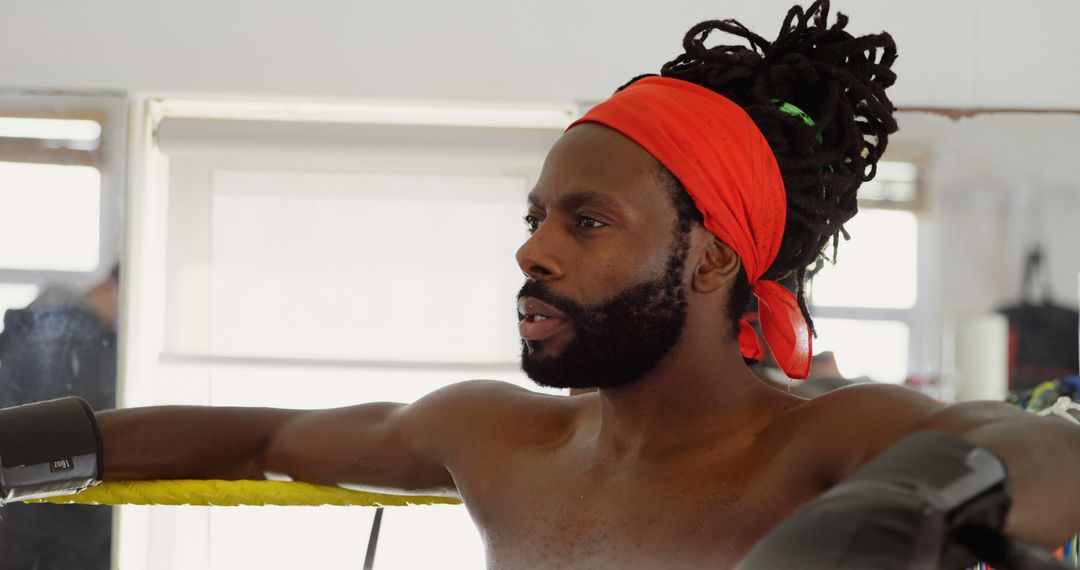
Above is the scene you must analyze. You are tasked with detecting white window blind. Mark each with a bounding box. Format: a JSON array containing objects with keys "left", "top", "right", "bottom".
[{"left": 203, "top": 169, "right": 526, "bottom": 363}]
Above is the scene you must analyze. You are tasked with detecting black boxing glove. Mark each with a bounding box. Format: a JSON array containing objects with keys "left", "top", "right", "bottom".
[
  {"left": 735, "top": 431, "right": 1022, "bottom": 570},
  {"left": 0, "top": 396, "right": 103, "bottom": 504}
]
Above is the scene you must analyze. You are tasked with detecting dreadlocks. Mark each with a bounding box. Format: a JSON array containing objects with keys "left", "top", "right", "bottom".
[{"left": 625, "top": 0, "right": 898, "bottom": 336}]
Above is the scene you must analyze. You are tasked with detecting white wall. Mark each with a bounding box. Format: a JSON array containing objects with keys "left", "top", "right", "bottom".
[
  {"left": 1, "top": 0, "right": 1079, "bottom": 109},
  {"left": 891, "top": 111, "right": 1080, "bottom": 376}
]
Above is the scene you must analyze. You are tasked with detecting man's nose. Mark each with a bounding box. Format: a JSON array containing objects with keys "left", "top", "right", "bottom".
[{"left": 515, "top": 224, "right": 565, "bottom": 282}]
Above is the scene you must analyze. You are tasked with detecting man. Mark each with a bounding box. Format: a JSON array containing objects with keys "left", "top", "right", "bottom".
[
  {"left": 12, "top": 2, "right": 1080, "bottom": 568},
  {"left": 0, "top": 266, "right": 119, "bottom": 569}
]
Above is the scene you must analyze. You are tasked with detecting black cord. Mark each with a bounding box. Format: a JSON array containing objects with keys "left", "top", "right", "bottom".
[
  {"left": 363, "top": 507, "right": 385, "bottom": 570},
  {"left": 955, "top": 527, "right": 1072, "bottom": 570}
]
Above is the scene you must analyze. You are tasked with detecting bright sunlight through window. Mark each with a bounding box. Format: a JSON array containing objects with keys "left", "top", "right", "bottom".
[
  {"left": 810, "top": 209, "right": 918, "bottom": 309},
  {"left": 0, "top": 161, "right": 101, "bottom": 271},
  {"left": 813, "top": 318, "right": 910, "bottom": 383}
]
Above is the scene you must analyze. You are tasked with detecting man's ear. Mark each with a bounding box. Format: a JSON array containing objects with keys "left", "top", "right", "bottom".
[{"left": 691, "top": 236, "right": 741, "bottom": 294}]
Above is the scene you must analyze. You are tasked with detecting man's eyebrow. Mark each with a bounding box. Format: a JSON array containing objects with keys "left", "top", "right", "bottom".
[{"left": 526, "top": 191, "right": 620, "bottom": 211}]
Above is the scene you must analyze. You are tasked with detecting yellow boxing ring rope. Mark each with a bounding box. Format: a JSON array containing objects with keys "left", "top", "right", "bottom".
[{"left": 28, "top": 480, "right": 462, "bottom": 507}]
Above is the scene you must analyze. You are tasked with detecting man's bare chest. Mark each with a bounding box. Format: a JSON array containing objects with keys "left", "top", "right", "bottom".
[{"left": 455, "top": 442, "right": 817, "bottom": 569}]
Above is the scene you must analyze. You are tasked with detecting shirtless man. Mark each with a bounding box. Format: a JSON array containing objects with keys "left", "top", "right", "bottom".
[{"left": 5, "top": 2, "right": 1080, "bottom": 568}]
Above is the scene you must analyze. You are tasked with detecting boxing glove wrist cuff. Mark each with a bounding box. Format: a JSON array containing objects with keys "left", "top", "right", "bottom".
[
  {"left": 841, "top": 430, "right": 1011, "bottom": 529},
  {"left": 0, "top": 396, "right": 103, "bottom": 504}
]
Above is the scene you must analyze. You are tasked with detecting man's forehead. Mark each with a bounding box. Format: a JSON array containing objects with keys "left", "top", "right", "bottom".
[{"left": 528, "top": 125, "right": 668, "bottom": 210}]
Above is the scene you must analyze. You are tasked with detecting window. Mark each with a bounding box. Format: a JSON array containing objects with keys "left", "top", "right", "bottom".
[
  {"left": 807, "top": 161, "right": 923, "bottom": 384},
  {"left": 119, "top": 97, "right": 575, "bottom": 570},
  {"left": 0, "top": 94, "right": 125, "bottom": 337},
  {"left": 0, "top": 161, "right": 101, "bottom": 271}
]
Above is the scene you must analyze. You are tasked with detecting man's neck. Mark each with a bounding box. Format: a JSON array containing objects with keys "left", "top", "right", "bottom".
[{"left": 589, "top": 339, "right": 794, "bottom": 463}]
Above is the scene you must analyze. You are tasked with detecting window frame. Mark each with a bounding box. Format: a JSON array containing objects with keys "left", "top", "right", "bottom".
[
  {"left": 808, "top": 151, "right": 936, "bottom": 383},
  {"left": 117, "top": 94, "right": 577, "bottom": 570},
  {"left": 0, "top": 90, "right": 127, "bottom": 321}
]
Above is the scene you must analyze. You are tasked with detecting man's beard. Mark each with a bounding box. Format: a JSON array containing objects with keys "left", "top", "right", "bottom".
[{"left": 518, "top": 237, "right": 690, "bottom": 390}]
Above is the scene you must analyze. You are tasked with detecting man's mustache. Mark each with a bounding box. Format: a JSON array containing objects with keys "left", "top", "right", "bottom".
[{"left": 517, "top": 280, "right": 583, "bottom": 322}]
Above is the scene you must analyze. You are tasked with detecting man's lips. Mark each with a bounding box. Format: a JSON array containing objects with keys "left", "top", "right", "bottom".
[{"left": 517, "top": 296, "right": 570, "bottom": 342}]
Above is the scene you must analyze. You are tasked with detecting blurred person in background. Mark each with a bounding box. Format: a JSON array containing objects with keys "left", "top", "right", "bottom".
[{"left": 0, "top": 264, "right": 118, "bottom": 570}]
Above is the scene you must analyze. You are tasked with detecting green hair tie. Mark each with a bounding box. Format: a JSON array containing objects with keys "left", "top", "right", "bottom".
[
  {"left": 774, "top": 101, "right": 830, "bottom": 198},
  {"left": 776, "top": 101, "right": 816, "bottom": 127},
  {"left": 774, "top": 100, "right": 823, "bottom": 145}
]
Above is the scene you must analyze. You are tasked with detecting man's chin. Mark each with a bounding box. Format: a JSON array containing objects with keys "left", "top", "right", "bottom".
[
  {"left": 520, "top": 351, "right": 592, "bottom": 390},
  {"left": 521, "top": 355, "right": 637, "bottom": 391},
  {"left": 525, "top": 374, "right": 599, "bottom": 391},
  {"left": 524, "top": 370, "right": 638, "bottom": 391}
]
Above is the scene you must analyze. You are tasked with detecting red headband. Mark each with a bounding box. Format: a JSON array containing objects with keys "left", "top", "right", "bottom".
[{"left": 567, "top": 76, "right": 811, "bottom": 380}]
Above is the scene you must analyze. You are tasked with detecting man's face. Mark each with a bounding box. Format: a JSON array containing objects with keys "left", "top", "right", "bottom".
[{"left": 515, "top": 124, "right": 691, "bottom": 389}]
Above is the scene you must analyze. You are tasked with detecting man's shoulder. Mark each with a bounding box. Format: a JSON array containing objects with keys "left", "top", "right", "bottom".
[
  {"left": 414, "top": 379, "right": 567, "bottom": 412},
  {"left": 404, "top": 380, "right": 583, "bottom": 447},
  {"left": 802, "top": 383, "right": 943, "bottom": 417},
  {"left": 774, "top": 382, "right": 943, "bottom": 433},
  {"left": 775, "top": 383, "right": 945, "bottom": 483}
]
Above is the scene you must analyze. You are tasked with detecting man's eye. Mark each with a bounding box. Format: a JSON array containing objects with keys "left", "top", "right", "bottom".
[
  {"left": 523, "top": 214, "right": 541, "bottom": 233},
  {"left": 578, "top": 216, "right": 606, "bottom": 229}
]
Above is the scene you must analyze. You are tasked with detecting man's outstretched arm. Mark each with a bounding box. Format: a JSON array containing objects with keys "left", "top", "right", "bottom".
[
  {"left": 96, "top": 381, "right": 517, "bottom": 495},
  {"left": 98, "top": 405, "right": 301, "bottom": 481}
]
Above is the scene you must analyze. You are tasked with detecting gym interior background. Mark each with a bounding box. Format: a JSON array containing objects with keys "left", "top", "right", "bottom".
[{"left": 0, "top": 0, "right": 1077, "bottom": 568}]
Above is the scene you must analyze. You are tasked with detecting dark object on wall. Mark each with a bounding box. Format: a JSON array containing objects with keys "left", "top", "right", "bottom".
[{"left": 998, "top": 247, "right": 1080, "bottom": 392}]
